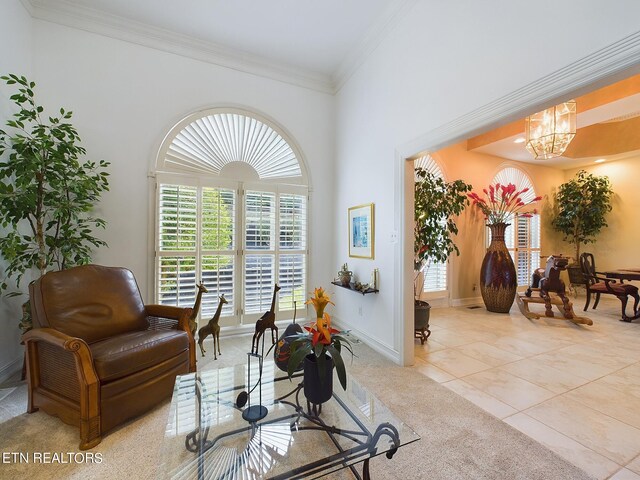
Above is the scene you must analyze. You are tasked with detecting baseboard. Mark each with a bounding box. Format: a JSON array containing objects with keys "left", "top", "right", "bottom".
[
  {"left": 0, "top": 356, "right": 22, "bottom": 384},
  {"left": 331, "top": 316, "right": 401, "bottom": 365},
  {"left": 219, "top": 319, "right": 300, "bottom": 339},
  {"left": 425, "top": 296, "right": 450, "bottom": 309},
  {"left": 450, "top": 296, "right": 484, "bottom": 307}
]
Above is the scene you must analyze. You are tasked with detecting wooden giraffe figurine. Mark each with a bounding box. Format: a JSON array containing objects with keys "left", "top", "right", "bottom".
[
  {"left": 198, "top": 294, "right": 227, "bottom": 359},
  {"left": 188, "top": 282, "right": 209, "bottom": 338},
  {"left": 251, "top": 284, "right": 281, "bottom": 354}
]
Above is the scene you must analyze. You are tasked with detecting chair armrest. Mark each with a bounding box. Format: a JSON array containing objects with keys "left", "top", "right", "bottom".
[
  {"left": 23, "top": 328, "right": 88, "bottom": 351},
  {"left": 22, "top": 328, "right": 99, "bottom": 404},
  {"left": 589, "top": 275, "right": 621, "bottom": 292},
  {"left": 145, "top": 305, "right": 196, "bottom": 373},
  {"left": 145, "top": 304, "right": 192, "bottom": 320},
  {"left": 145, "top": 304, "right": 193, "bottom": 332}
]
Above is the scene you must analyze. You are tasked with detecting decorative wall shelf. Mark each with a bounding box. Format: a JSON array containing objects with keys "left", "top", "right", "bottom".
[{"left": 331, "top": 281, "right": 379, "bottom": 295}]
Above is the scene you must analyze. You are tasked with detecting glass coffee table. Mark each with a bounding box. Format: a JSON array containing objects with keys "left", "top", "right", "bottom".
[{"left": 159, "top": 360, "right": 419, "bottom": 479}]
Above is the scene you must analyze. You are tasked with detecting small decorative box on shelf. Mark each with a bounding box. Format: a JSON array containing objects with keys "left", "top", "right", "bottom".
[{"left": 331, "top": 281, "right": 379, "bottom": 295}]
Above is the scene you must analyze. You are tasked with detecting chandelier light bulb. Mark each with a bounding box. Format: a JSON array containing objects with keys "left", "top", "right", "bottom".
[{"left": 525, "top": 100, "right": 576, "bottom": 159}]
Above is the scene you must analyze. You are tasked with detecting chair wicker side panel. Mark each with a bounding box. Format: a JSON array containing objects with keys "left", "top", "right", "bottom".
[{"left": 38, "top": 342, "right": 80, "bottom": 403}]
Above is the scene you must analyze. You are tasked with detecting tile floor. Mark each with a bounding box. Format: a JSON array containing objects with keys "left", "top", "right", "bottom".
[{"left": 414, "top": 296, "right": 640, "bottom": 480}]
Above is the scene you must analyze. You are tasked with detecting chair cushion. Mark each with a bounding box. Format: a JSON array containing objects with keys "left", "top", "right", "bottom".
[
  {"left": 590, "top": 282, "right": 639, "bottom": 295},
  {"left": 91, "top": 329, "right": 190, "bottom": 382}
]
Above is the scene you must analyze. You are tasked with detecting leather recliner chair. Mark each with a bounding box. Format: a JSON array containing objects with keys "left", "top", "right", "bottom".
[{"left": 23, "top": 264, "right": 196, "bottom": 449}]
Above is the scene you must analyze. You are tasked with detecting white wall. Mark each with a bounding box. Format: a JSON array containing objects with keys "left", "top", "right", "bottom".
[
  {"left": 0, "top": 17, "right": 335, "bottom": 375},
  {"left": 0, "top": 0, "right": 33, "bottom": 380},
  {"left": 333, "top": 0, "right": 640, "bottom": 362},
  {"left": 31, "top": 20, "right": 335, "bottom": 304}
]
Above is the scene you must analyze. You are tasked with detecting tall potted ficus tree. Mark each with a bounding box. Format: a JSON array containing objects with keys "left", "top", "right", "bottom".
[
  {"left": 551, "top": 170, "right": 613, "bottom": 284},
  {"left": 0, "top": 74, "right": 110, "bottom": 331},
  {"left": 414, "top": 168, "right": 472, "bottom": 342}
]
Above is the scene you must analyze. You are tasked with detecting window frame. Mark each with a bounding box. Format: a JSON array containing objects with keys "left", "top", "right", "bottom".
[
  {"left": 485, "top": 167, "right": 541, "bottom": 288},
  {"left": 155, "top": 172, "right": 308, "bottom": 327},
  {"left": 414, "top": 155, "right": 450, "bottom": 301}
]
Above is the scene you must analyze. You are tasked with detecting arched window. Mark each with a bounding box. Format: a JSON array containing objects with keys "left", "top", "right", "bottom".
[
  {"left": 414, "top": 155, "right": 447, "bottom": 294},
  {"left": 490, "top": 167, "right": 540, "bottom": 286},
  {"left": 155, "top": 108, "right": 308, "bottom": 327}
]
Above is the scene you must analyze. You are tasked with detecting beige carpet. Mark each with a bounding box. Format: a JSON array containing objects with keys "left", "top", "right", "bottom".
[{"left": 0, "top": 334, "right": 594, "bottom": 479}]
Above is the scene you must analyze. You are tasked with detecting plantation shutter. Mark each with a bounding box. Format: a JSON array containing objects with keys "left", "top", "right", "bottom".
[
  {"left": 200, "top": 187, "right": 236, "bottom": 318},
  {"left": 157, "top": 184, "right": 238, "bottom": 317},
  {"left": 244, "top": 191, "right": 276, "bottom": 314},
  {"left": 423, "top": 263, "right": 447, "bottom": 292},
  {"left": 491, "top": 167, "right": 541, "bottom": 287},
  {"left": 415, "top": 154, "right": 448, "bottom": 293},
  {"left": 278, "top": 194, "right": 307, "bottom": 310},
  {"left": 157, "top": 184, "right": 198, "bottom": 308}
]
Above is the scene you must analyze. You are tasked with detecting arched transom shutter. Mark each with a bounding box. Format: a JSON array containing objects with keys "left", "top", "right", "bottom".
[
  {"left": 490, "top": 167, "right": 540, "bottom": 286},
  {"left": 165, "top": 113, "right": 302, "bottom": 179},
  {"left": 414, "top": 155, "right": 447, "bottom": 293}
]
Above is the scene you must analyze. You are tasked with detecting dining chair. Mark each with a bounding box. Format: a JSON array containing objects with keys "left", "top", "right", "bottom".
[{"left": 579, "top": 252, "right": 640, "bottom": 321}]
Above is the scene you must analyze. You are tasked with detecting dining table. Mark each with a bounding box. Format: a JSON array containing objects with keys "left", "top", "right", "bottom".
[
  {"left": 603, "top": 268, "right": 640, "bottom": 321},
  {"left": 604, "top": 268, "right": 640, "bottom": 282}
]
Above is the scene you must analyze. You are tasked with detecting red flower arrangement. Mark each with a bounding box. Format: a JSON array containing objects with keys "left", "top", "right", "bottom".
[{"left": 468, "top": 183, "right": 541, "bottom": 225}]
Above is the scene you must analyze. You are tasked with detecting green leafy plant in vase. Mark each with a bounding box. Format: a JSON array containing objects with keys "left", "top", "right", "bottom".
[{"left": 287, "top": 287, "right": 353, "bottom": 399}]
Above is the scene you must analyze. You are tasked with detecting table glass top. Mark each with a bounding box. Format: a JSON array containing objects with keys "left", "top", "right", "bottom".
[{"left": 159, "top": 358, "right": 419, "bottom": 479}]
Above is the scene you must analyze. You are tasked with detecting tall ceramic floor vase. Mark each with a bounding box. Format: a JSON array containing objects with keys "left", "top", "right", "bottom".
[{"left": 480, "top": 222, "right": 517, "bottom": 313}]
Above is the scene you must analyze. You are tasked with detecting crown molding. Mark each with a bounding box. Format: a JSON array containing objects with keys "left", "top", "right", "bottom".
[
  {"left": 24, "top": 0, "right": 334, "bottom": 94},
  {"left": 399, "top": 30, "right": 640, "bottom": 158},
  {"left": 332, "top": 0, "right": 417, "bottom": 92},
  {"left": 19, "top": 0, "right": 34, "bottom": 16}
]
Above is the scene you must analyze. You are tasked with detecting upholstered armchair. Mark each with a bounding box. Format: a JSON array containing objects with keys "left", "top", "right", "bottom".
[
  {"left": 23, "top": 265, "right": 196, "bottom": 449},
  {"left": 580, "top": 252, "right": 640, "bottom": 321}
]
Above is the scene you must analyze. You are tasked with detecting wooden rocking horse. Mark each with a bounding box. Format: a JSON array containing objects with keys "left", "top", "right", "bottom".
[
  {"left": 516, "top": 255, "right": 592, "bottom": 325},
  {"left": 251, "top": 284, "right": 280, "bottom": 354}
]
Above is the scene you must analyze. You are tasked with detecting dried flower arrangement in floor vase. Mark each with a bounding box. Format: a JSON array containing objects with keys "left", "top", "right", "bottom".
[
  {"left": 468, "top": 183, "right": 542, "bottom": 313},
  {"left": 287, "top": 288, "right": 353, "bottom": 410}
]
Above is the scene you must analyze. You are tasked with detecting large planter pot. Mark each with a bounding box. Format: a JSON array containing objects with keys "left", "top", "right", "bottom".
[
  {"left": 414, "top": 301, "right": 431, "bottom": 345},
  {"left": 567, "top": 265, "right": 585, "bottom": 286},
  {"left": 480, "top": 223, "right": 517, "bottom": 313},
  {"left": 303, "top": 353, "right": 333, "bottom": 405}
]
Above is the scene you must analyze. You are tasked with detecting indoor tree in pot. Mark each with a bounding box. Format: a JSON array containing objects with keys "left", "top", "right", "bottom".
[
  {"left": 414, "top": 168, "right": 472, "bottom": 342},
  {"left": 0, "top": 74, "right": 110, "bottom": 331},
  {"left": 551, "top": 169, "right": 613, "bottom": 284}
]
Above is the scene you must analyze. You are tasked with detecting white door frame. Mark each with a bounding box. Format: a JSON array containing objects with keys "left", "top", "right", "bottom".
[{"left": 394, "top": 31, "right": 640, "bottom": 366}]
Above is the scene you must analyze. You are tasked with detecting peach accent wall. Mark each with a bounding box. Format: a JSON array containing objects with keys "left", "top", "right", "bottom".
[
  {"left": 433, "top": 143, "right": 565, "bottom": 301},
  {"left": 562, "top": 155, "right": 640, "bottom": 272}
]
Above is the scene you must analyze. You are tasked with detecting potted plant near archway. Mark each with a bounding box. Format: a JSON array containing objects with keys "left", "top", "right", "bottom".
[
  {"left": 551, "top": 170, "right": 613, "bottom": 285},
  {"left": 414, "top": 167, "right": 472, "bottom": 343}
]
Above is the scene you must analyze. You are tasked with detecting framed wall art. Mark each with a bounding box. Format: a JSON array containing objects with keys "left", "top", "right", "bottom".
[{"left": 348, "top": 203, "right": 374, "bottom": 259}]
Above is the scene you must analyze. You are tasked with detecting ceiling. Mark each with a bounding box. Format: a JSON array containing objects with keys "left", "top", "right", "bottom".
[
  {"left": 24, "top": 0, "right": 410, "bottom": 89},
  {"left": 468, "top": 75, "right": 640, "bottom": 170}
]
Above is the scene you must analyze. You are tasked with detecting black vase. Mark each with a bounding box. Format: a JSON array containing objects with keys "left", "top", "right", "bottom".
[
  {"left": 480, "top": 222, "right": 517, "bottom": 313},
  {"left": 303, "top": 353, "right": 333, "bottom": 405}
]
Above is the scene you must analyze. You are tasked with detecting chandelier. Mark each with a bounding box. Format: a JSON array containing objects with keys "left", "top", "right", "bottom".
[{"left": 525, "top": 100, "right": 576, "bottom": 159}]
